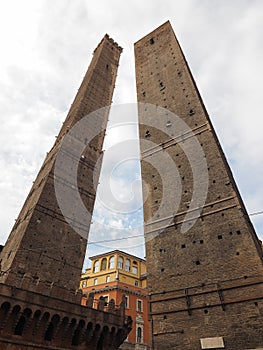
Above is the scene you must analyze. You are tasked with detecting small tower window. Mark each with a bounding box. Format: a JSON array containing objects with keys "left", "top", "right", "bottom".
[
  {"left": 145, "top": 130, "right": 151, "bottom": 138},
  {"left": 160, "top": 82, "right": 166, "bottom": 91},
  {"left": 150, "top": 38, "right": 154, "bottom": 45}
]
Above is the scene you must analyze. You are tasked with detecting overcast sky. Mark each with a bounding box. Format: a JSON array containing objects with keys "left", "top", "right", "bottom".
[{"left": 0, "top": 0, "right": 262, "bottom": 268}]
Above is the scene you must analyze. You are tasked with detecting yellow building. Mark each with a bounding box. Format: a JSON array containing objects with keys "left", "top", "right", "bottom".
[
  {"left": 80, "top": 250, "right": 150, "bottom": 350},
  {"left": 81, "top": 250, "right": 147, "bottom": 289}
]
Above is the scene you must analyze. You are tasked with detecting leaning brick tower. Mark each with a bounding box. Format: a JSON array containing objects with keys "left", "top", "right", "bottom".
[
  {"left": 0, "top": 35, "right": 132, "bottom": 350},
  {"left": 0, "top": 34, "right": 121, "bottom": 292},
  {"left": 135, "top": 21, "right": 263, "bottom": 349}
]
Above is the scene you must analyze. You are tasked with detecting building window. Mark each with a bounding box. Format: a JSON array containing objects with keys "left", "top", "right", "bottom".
[
  {"left": 101, "top": 258, "right": 107, "bottom": 271},
  {"left": 109, "top": 256, "right": 115, "bottom": 269},
  {"left": 135, "top": 280, "right": 139, "bottom": 286},
  {"left": 94, "top": 278, "right": 98, "bottom": 286},
  {"left": 137, "top": 299, "right": 143, "bottom": 312},
  {"left": 81, "top": 280, "right": 87, "bottom": 288},
  {"left": 102, "top": 295, "right": 109, "bottom": 307},
  {"left": 137, "top": 327, "right": 142, "bottom": 343},
  {"left": 93, "top": 260, "right": 99, "bottom": 273},
  {"left": 118, "top": 256, "right": 124, "bottom": 269},
  {"left": 124, "top": 296, "right": 129, "bottom": 309},
  {"left": 106, "top": 276, "right": 110, "bottom": 283},
  {"left": 132, "top": 266, "right": 138, "bottom": 275},
  {"left": 125, "top": 259, "right": 131, "bottom": 272}
]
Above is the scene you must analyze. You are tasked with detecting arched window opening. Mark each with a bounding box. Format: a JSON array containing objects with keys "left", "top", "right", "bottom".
[
  {"left": 137, "top": 327, "right": 142, "bottom": 343},
  {"left": 109, "top": 256, "right": 115, "bottom": 269},
  {"left": 0, "top": 302, "right": 11, "bottom": 325},
  {"left": 14, "top": 316, "right": 26, "bottom": 335},
  {"left": 44, "top": 314, "right": 60, "bottom": 341},
  {"left": 12, "top": 305, "right": 21, "bottom": 314},
  {"left": 125, "top": 259, "right": 131, "bottom": 272},
  {"left": 72, "top": 320, "right": 85, "bottom": 346},
  {"left": 14, "top": 308, "right": 32, "bottom": 336},
  {"left": 86, "top": 322, "right": 93, "bottom": 338},
  {"left": 44, "top": 322, "right": 54, "bottom": 341},
  {"left": 118, "top": 256, "right": 123, "bottom": 269},
  {"left": 31, "top": 310, "right": 42, "bottom": 335},
  {"left": 101, "top": 258, "right": 107, "bottom": 271},
  {"left": 93, "top": 260, "right": 99, "bottom": 273}
]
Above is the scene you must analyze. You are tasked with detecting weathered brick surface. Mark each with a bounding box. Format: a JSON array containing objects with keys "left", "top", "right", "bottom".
[
  {"left": 0, "top": 35, "right": 132, "bottom": 349},
  {"left": 0, "top": 282, "right": 131, "bottom": 349},
  {"left": 135, "top": 21, "right": 263, "bottom": 349},
  {"left": 0, "top": 35, "right": 122, "bottom": 293}
]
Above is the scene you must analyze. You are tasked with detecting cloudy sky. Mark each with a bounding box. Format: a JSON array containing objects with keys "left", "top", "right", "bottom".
[{"left": 0, "top": 0, "right": 262, "bottom": 268}]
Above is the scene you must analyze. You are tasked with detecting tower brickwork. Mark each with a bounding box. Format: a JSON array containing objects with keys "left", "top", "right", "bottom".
[
  {"left": 0, "top": 35, "right": 132, "bottom": 350},
  {"left": 0, "top": 35, "right": 122, "bottom": 293},
  {"left": 135, "top": 21, "right": 263, "bottom": 349}
]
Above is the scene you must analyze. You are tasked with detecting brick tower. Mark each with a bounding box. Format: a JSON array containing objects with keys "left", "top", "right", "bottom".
[
  {"left": 0, "top": 34, "right": 121, "bottom": 292},
  {"left": 0, "top": 35, "right": 132, "bottom": 350},
  {"left": 135, "top": 21, "right": 263, "bottom": 349}
]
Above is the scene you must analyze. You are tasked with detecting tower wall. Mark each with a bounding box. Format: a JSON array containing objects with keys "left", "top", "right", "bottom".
[
  {"left": 0, "top": 35, "right": 122, "bottom": 293},
  {"left": 135, "top": 21, "right": 263, "bottom": 349},
  {"left": 0, "top": 34, "right": 133, "bottom": 350}
]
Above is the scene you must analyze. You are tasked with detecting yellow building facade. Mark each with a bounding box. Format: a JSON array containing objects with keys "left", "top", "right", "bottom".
[
  {"left": 80, "top": 250, "right": 150, "bottom": 350},
  {"left": 81, "top": 250, "right": 147, "bottom": 289}
]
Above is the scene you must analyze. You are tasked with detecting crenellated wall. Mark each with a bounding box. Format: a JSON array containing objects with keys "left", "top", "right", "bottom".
[{"left": 0, "top": 283, "right": 132, "bottom": 349}]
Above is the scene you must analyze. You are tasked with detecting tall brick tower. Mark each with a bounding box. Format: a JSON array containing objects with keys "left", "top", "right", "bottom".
[
  {"left": 0, "top": 34, "right": 122, "bottom": 293},
  {"left": 135, "top": 21, "right": 263, "bottom": 349},
  {"left": 0, "top": 35, "right": 132, "bottom": 350}
]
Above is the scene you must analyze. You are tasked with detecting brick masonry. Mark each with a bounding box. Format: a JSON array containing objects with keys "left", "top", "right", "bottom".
[
  {"left": 0, "top": 282, "right": 131, "bottom": 349},
  {"left": 0, "top": 34, "right": 122, "bottom": 293},
  {"left": 135, "top": 21, "right": 263, "bottom": 349},
  {"left": 0, "top": 35, "right": 132, "bottom": 349}
]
